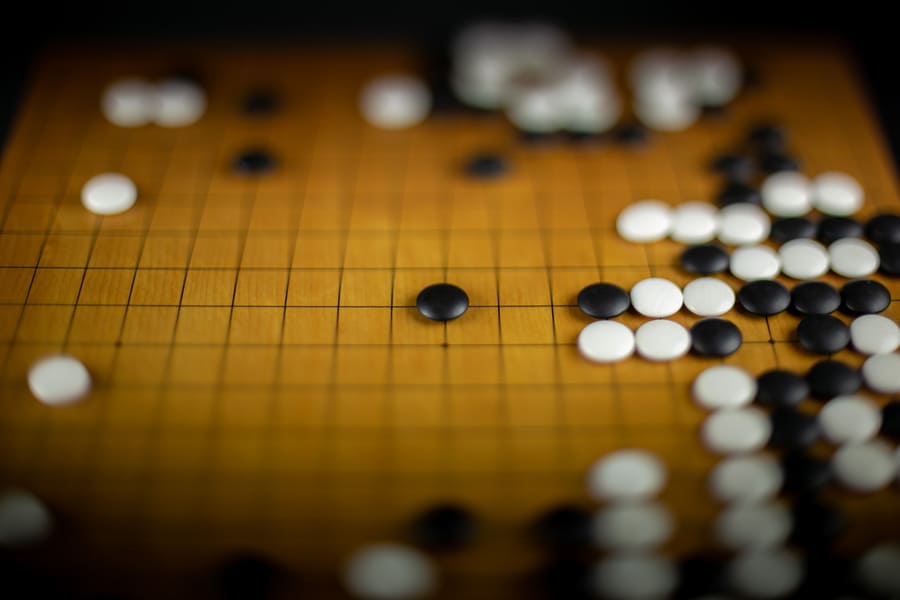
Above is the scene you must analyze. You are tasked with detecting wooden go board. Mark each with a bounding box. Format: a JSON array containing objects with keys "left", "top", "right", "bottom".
[{"left": 0, "top": 38, "right": 899, "bottom": 598}]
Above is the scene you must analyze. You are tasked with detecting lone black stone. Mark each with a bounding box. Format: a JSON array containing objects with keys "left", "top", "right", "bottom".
[
  {"left": 796, "top": 314, "right": 850, "bottom": 354},
  {"left": 240, "top": 89, "right": 280, "bottom": 116},
  {"left": 880, "top": 242, "right": 900, "bottom": 276},
  {"left": 532, "top": 557, "right": 593, "bottom": 600},
  {"left": 716, "top": 181, "right": 761, "bottom": 207},
  {"left": 781, "top": 451, "right": 831, "bottom": 494},
  {"left": 769, "top": 407, "right": 819, "bottom": 450},
  {"left": 217, "top": 553, "right": 281, "bottom": 600},
  {"left": 710, "top": 153, "right": 754, "bottom": 182},
  {"left": 790, "top": 498, "right": 847, "bottom": 547},
  {"left": 464, "top": 153, "right": 508, "bottom": 178},
  {"left": 416, "top": 283, "right": 469, "bottom": 321},
  {"left": 790, "top": 281, "right": 841, "bottom": 315},
  {"left": 758, "top": 151, "right": 800, "bottom": 173},
  {"left": 411, "top": 503, "right": 478, "bottom": 551},
  {"left": 817, "top": 216, "right": 864, "bottom": 245},
  {"left": 680, "top": 244, "right": 729, "bottom": 275},
  {"left": 690, "top": 318, "right": 742, "bottom": 357},
  {"left": 232, "top": 149, "right": 277, "bottom": 175},
  {"left": 756, "top": 369, "right": 809, "bottom": 408},
  {"left": 840, "top": 279, "right": 891, "bottom": 314},
  {"left": 737, "top": 280, "right": 790, "bottom": 316},
  {"left": 577, "top": 283, "right": 630, "bottom": 319},
  {"left": 865, "top": 212, "right": 900, "bottom": 244},
  {"left": 805, "top": 359, "right": 861, "bottom": 399},
  {"left": 770, "top": 217, "right": 817, "bottom": 244},
  {"left": 881, "top": 400, "right": 900, "bottom": 440},
  {"left": 533, "top": 504, "right": 593, "bottom": 550}
]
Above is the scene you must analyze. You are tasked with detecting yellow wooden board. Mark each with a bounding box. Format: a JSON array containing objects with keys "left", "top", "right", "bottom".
[{"left": 1, "top": 39, "right": 899, "bottom": 598}]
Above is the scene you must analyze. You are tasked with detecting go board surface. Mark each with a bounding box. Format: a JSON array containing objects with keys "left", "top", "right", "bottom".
[{"left": 0, "top": 39, "right": 899, "bottom": 598}]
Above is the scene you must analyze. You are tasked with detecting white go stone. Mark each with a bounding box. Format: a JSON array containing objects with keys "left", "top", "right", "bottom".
[
  {"left": 778, "top": 239, "right": 829, "bottom": 280},
  {"left": 27, "top": 354, "right": 91, "bottom": 406},
  {"left": 701, "top": 408, "right": 771, "bottom": 455},
  {"left": 708, "top": 455, "right": 783, "bottom": 504},
  {"left": 359, "top": 75, "right": 431, "bottom": 130},
  {"left": 635, "top": 319, "right": 691, "bottom": 362},
  {"left": 670, "top": 202, "right": 719, "bottom": 244},
  {"left": 729, "top": 245, "right": 781, "bottom": 281},
  {"left": 506, "top": 84, "right": 562, "bottom": 133},
  {"left": 586, "top": 449, "right": 667, "bottom": 502},
  {"left": 858, "top": 543, "right": 900, "bottom": 597},
  {"left": 153, "top": 78, "right": 207, "bottom": 127},
  {"left": 591, "top": 553, "right": 678, "bottom": 600},
  {"left": 727, "top": 549, "right": 803, "bottom": 599},
  {"left": 832, "top": 441, "right": 896, "bottom": 493},
  {"left": 630, "top": 278, "right": 683, "bottom": 318},
  {"left": 862, "top": 353, "right": 900, "bottom": 394},
  {"left": 578, "top": 320, "right": 635, "bottom": 364},
  {"left": 811, "top": 171, "right": 864, "bottom": 216},
  {"left": 818, "top": 394, "right": 882, "bottom": 444},
  {"left": 717, "top": 204, "right": 770, "bottom": 246},
  {"left": 100, "top": 77, "right": 156, "bottom": 127},
  {"left": 761, "top": 171, "right": 812, "bottom": 217},
  {"left": 828, "top": 238, "right": 879, "bottom": 278},
  {"left": 683, "top": 277, "right": 735, "bottom": 316},
  {"left": 633, "top": 95, "right": 700, "bottom": 132},
  {"left": 715, "top": 502, "right": 792, "bottom": 550},
  {"left": 693, "top": 365, "right": 756, "bottom": 410},
  {"left": 81, "top": 173, "right": 137, "bottom": 215},
  {"left": 591, "top": 501, "right": 675, "bottom": 551},
  {"left": 343, "top": 543, "right": 436, "bottom": 600},
  {"left": 689, "top": 46, "right": 742, "bottom": 106},
  {"left": 850, "top": 314, "right": 900, "bottom": 355},
  {"left": 0, "top": 489, "right": 53, "bottom": 547},
  {"left": 616, "top": 200, "right": 673, "bottom": 243}
]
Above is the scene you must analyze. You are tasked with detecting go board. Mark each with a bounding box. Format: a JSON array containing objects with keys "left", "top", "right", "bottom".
[{"left": 0, "top": 38, "right": 899, "bottom": 598}]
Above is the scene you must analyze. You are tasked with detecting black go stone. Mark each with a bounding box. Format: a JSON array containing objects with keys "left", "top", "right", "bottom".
[
  {"left": 715, "top": 181, "right": 761, "bottom": 207},
  {"left": 805, "top": 359, "right": 861, "bottom": 400},
  {"left": 416, "top": 283, "right": 469, "bottom": 322},
  {"left": 232, "top": 149, "right": 277, "bottom": 175},
  {"left": 531, "top": 557, "right": 593, "bottom": 600},
  {"left": 463, "top": 153, "right": 509, "bottom": 178},
  {"left": 710, "top": 153, "right": 755, "bottom": 182},
  {"left": 796, "top": 314, "right": 850, "bottom": 354},
  {"left": 411, "top": 503, "right": 478, "bottom": 551},
  {"left": 680, "top": 244, "right": 730, "bottom": 275},
  {"left": 690, "top": 318, "right": 742, "bottom": 357},
  {"left": 881, "top": 400, "right": 900, "bottom": 439},
  {"left": 674, "top": 553, "right": 727, "bottom": 600},
  {"left": 240, "top": 89, "right": 280, "bottom": 116},
  {"left": 781, "top": 451, "right": 832, "bottom": 494},
  {"left": 737, "top": 280, "right": 790, "bottom": 316},
  {"left": 747, "top": 123, "right": 786, "bottom": 151},
  {"left": 612, "top": 122, "right": 649, "bottom": 145},
  {"left": 791, "top": 281, "right": 841, "bottom": 315},
  {"left": 533, "top": 504, "right": 593, "bottom": 550},
  {"left": 769, "top": 407, "right": 819, "bottom": 450},
  {"left": 577, "top": 283, "right": 630, "bottom": 319},
  {"left": 817, "top": 216, "right": 864, "bottom": 245},
  {"left": 865, "top": 212, "right": 900, "bottom": 244},
  {"left": 756, "top": 369, "right": 809, "bottom": 408},
  {"left": 790, "top": 498, "right": 847, "bottom": 547},
  {"left": 770, "top": 217, "right": 817, "bottom": 243},
  {"left": 759, "top": 151, "right": 801, "bottom": 173},
  {"left": 795, "top": 552, "right": 856, "bottom": 600},
  {"left": 880, "top": 242, "right": 900, "bottom": 276},
  {"left": 840, "top": 279, "right": 891, "bottom": 314},
  {"left": 217, "top": 553, "right": 281, "bottom": 600}
]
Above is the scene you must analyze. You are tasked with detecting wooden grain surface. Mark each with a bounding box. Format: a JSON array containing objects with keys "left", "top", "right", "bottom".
[{"left": 0, "top": 39, "right": 899, "bottom": 598}]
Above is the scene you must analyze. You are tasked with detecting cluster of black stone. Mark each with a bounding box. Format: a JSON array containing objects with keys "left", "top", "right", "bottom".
[
  {"left": 577, "top": 282, "right": 742, "bottom": 357},
  {"left": 711, "top": 123, "right": 800, "bottom": 193}
]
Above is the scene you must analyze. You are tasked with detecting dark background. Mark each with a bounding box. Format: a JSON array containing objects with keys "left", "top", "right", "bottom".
[{"left": 1, "top": 1, "right": 898, "bottom": 171}]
